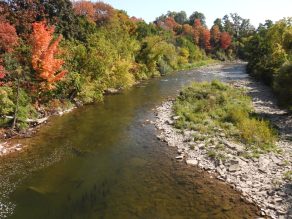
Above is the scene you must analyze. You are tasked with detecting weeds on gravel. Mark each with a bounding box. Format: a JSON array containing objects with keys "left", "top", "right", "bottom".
[
  {"left": 283, "top": 171, "right": 292, "bottom": 181},
  {"left": 173, "top": 80, "right": 277, "bottom": 153}
]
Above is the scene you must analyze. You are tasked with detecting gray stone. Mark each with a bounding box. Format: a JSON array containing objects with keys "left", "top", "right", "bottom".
[
  {"left": 186, "top": 159, "right": 198, "bottom": 166},
  {"left": 175, "top": 155, "right": 184, "bottom": 160},
  {"left": 172, "top": 116, "right": 181, "bottom": 120},
  {"left": 228, "top": 164, "right": 240, "bottom": 172},
  {"left": 222, "top": 140, "right": 245, "bottom": 152}
]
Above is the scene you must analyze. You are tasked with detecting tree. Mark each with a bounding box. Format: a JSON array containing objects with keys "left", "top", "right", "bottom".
[
  {"left": 211, "top": 24, "right": 221, "bottom": 47},
  {"left": 201, "top": 29, "right": 211, "bottom": 51},
  {"left": 164, "top": 16, "right": 180, "bottom": 32},
  {"left": 93, "top": 2, "right": 114, "bottom": 25},
  {"left": 220, "top": 32, "right": 232, "bottom": 49},
  {"left": 31, "top": 21, "right": 67, "bottom": 87},
  {"left": 73, "top": 0, "right": 95, "bottom": 22},
  {"left": 182, "top": 24, "right": 193, "bottom": 36},
  {"left": 174, "top": 11, "right": 187, "bottom": 25},
  {"left": 40, "top": 0, "right": 79, "bottom": 39},
  {"left": 222, "top": 15, "right": 234, "bottom": 36},
  {"left": 2, "top": 0, "right": 78, "bottom": 39},
  {"left": 73, "top": 1, "right": 114, "bottom": 26},
  {"left": 213, "top": 18, "right": 224, "bottom": 31},
  {"left": 1, "top": 0, "right": 41, "bottom": 36},
  {"left": 193, "top": 19, "right": 203, "bottom": 45},
  {"left": 0, "top": 62, "right": 5, "bottom": 79},
  {"left": 189, "top": 11, "right": 206, "bottom": 26},
  {"left": 0, "top": 21, "right": 19, "bottom": 53}
]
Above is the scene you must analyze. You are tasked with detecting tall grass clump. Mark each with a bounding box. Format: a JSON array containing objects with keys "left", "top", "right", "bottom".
[{"left": 173, "top": 80, "right": 277, "bottom": 153}]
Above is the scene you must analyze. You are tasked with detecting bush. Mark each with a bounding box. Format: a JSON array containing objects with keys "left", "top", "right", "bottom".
[
  {"left": 173, "top": 81, "right": 277, "bottom": 152},
  {"left": 274, "top": 63, "right": 292, "bottom": 108}
]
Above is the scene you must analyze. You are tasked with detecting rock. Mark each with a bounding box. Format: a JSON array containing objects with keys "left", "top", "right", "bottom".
[
  {"left": 175, "top": 155, "right": 184, "bottom": 160},
  {"left": 222, "top": 140, "right": 245, "bottom": 152},
  {"left": 172, "top": 116, "right": 181, "bottom": 120},
  {"left": 270, "top": 155, "right": 282, "bottom": 165},
  {"left": 219, "top": 133, "right": 226, "bottom": 137},
  {"left": 258, "top": 157, "right": 270, "bottom": 173},
  {"left": 186, "top": 159, "right": 198, "bottom": 166},
  {"left": 105, "top": 88, "right": 120, "bottom": 94},
  {"left": 228, "top": 164, "right": 240, "bottom": 172},
  {"left": 216, "top": 167, "right": 226, "bottom": 176}
]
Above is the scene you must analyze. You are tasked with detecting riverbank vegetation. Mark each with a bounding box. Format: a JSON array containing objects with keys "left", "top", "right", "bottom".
[
  {"left": 0, "top": 0, "right": 290, "bottom": 134},
  {"left": 244, "top": 18, "right": 292, "bottom": 109},
  {"left": 0, "top": 0, "right": 247, "bottom": 133},
  {"left": 173, "top": 81, "right": 277, "bottom": 155}
]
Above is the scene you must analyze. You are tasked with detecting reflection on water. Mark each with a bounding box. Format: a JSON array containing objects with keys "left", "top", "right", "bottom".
[{"left": 0, "top": 64, "right": 258, "bottom": 218}]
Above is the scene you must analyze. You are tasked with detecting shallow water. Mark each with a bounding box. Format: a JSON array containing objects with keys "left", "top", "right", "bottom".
[{"left": 0, "top": 63, "right": 258, "bottom": 219}]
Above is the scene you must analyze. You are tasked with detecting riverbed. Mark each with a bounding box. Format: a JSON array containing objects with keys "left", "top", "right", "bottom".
[{"left": 0, "top": 63, "right": 259, "bottom": 219}]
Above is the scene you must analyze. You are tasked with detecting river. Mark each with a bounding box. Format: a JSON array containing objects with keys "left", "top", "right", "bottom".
[{"left": 0, "top": 63, "right": 259, "bottom": 219}]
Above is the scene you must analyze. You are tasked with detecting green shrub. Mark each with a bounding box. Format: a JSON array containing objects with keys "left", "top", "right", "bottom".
[
  {"left": 274, "top": 63, "right": 292, "bottom": 107},
  {"left": 173, "top": 81, "right": 277, "bottom": 153}
]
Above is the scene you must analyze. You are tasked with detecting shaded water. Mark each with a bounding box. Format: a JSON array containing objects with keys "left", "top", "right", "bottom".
[{"left": 0, "top": 63, "right": 258, "bottom": 219}]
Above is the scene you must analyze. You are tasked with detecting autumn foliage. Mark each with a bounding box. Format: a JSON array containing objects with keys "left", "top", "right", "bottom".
[
  {"left": 0, "top": 21, "right": 19, "bottom": 52},
  {"left": 0, "top": 64, "right": 5, "bottom": 79},
  {"left": 31, "top": 21, "right": 67, "bottom": 86},
  {"left": 211, "top": 25, "right": 221, "bottom": 45},
  {"left": 202, "top": 29, "right": 211, "bottom": 51},
  {"left": 73, "top": 1, "right": 114, "bottom": 24},
  {"left": 220, "top": 32, "right": 232, "bottom": 49}
]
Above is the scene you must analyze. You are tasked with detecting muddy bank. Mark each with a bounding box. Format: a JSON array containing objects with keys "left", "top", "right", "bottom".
[{"left": 155, "top": 65, "right": 292, "bottom": 219}]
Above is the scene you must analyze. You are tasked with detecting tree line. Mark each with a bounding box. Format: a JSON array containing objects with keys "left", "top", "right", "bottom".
[
  {"left": 0, "top": 0, "right": 290, "bottom": 132},
  {"left": 244, "top": 19, "right": 292, "bottom": 108}
]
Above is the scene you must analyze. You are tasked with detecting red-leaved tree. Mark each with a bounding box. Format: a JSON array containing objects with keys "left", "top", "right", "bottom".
[
  {"left": 193, "top": 19, "right": 203, "bottom": 45},
  {"left": 0, "top": 21, "right": 19, "bottom": 52},
  {"left": 73, "top": 0, "right": 95, "bottom": 22},
  {"left": 31, "top": 21, "right": 67, "bottom": 87},
  {"left": 0, "top": 59, "right": 6, "bottom": 86},
  {"left": 164, "top": 16, "right": 180, "bottom": 32},
  {"left": 73, "top": 1, "right": 114, "bottom": 25},
  {"left": 220, "top": 32, "right": 232, "bottom": 49},
  {"left": 202, "top": 28, "right": 211, "bottom": 51},
  {"left": 0, "top": 64, "right": 5, "bottom": 79}
]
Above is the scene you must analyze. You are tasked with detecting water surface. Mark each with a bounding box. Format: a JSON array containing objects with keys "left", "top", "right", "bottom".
[{"left": 0, "top": 63, "right": 258, "bottom": 219}]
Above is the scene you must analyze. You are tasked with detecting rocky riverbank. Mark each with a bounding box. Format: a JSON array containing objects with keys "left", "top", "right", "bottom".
[{"left": 155, "top": 72, "right": 292, "bottom": 218}]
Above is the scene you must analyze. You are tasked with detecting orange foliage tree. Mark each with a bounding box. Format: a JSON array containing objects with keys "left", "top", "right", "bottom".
[
  {"left": 31, "top": 21, "right": 67, "bottom": 87},
  {"left": 182, "top": 24, "right": 193, "bottom": 36},
  {"left": 0, "top": 21, "right": 19, "bottom": 52},
  {"left": 0, "top": 63, "right": 5, "bottom": 79},
  {"left": 164, "top": 16, "right": 180, "bottom": 32},
  {"left": 193, "top": 19, "right": 203, "bottom": 45},
  {"left": 73, "top": 0, "right": 95, "bottom": 22},
  {"left": 220, "top": 32, "right": 232, "bottom": 49},
  {"left": 211, "top": 25, "right": 221, "bottom": 46},
  {"left": 201, "top": 29, "right": 211, "bottom": 51},
  {"left": 73, "top": 1, "right": 114, "bottom": 25}
]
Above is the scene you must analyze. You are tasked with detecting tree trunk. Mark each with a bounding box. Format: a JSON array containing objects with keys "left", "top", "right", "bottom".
[{"left": 12, "top": 77, "right": 20, "bottom": 130}]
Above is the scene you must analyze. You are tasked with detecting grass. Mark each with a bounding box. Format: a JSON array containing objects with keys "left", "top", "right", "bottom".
[
  {"left": 173, "top": 80, "right": 277, "bottom": 154},
  {"left": 283, "top": 170, "right": 292, "bottom": 181}
]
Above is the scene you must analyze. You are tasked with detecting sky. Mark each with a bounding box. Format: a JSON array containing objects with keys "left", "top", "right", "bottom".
[{"left": 100, "top": 0, "right": 292, "bottom": 28}]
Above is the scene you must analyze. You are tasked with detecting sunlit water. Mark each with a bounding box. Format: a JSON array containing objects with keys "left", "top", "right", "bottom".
[{"left": 0, "top": 63, "right": 258, "bottom": 219}]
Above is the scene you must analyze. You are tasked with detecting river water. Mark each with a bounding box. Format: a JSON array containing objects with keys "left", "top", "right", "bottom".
[{"left": 0, "top": 63, "right": 258, "bottom": 219}]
